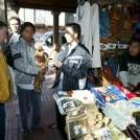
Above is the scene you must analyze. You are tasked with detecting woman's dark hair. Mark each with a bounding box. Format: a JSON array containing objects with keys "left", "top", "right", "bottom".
[
  {"left": 66, "top": 23, "right": 81, "bottom": 39},
  {"left": 9, "top": 16, "right": 21, "bottom": 25},
  {"left": 129, "top": 38, "right": 140, "bottom": 46},
  {"left": 0, "top": 21, "right": 7, "bottom": 29},
  {"left": 20, "top": 22, "right": 35, "bottom": 34}
]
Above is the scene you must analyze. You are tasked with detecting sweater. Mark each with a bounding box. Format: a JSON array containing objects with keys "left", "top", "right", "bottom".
[{"left": 0, "top": 49, "right": 13, "bottom": 103}]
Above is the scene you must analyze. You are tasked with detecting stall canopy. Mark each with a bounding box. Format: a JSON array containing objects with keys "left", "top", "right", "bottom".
[
  {"left": 11, "top": 0, "right": 77, "bottom": 12},
  {"left": 9, "top": 0, "right": 140, "bottom": 13}
]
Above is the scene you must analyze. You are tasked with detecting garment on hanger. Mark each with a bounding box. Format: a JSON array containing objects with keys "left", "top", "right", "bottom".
[
  {"left": 91, "top": 3, "right": 101, "bottom": 68},
  {"left": 75, "top": 2, "right": 101, "bottom": 68},
  {"left": 100, "top": 8, "right": 111, "bottom": 38}
]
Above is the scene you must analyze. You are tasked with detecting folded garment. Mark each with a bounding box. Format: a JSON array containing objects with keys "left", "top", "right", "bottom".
[{"left": 53, "top": 90, "right": 95, "bottom": 115}]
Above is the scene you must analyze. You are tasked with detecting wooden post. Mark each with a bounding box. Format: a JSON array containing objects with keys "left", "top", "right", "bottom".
[{"left": 52, "top": 11, "right": 60, "bottom": 51}]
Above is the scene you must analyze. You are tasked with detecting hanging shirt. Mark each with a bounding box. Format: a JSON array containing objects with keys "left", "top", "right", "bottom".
[{"left": 75, "top": 2, "right": 101, "bottom": 68}]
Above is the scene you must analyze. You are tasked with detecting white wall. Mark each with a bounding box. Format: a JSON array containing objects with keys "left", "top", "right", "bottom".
[{"left": 0, "top": 0, "right": 6, "bottom": 22}]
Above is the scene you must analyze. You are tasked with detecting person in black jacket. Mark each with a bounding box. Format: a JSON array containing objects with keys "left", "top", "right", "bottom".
[
  {"left": 119, "top": 39, "right": 140, "bottom": 91},
  {"left": 54, "top": 23, "right": 91, "bottom": 139},
  {"left": 55, "top": 23, "right": 91, "bottom": 91}
]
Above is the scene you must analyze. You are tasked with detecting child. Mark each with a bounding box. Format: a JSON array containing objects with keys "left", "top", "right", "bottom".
[{"left": 119, "top": 39, "right": 140, "bottom": 91}]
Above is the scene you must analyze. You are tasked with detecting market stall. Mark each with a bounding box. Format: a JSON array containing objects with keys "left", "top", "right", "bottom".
[
  {"left": 6, "top": 0, "right": 140, "bottom": 139},
  {"left": 54, "top": 86, "right": 140, "bottom": 139}
]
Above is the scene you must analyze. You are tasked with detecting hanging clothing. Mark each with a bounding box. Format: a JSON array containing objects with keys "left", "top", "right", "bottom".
[
  {"left": 75, "top": 2, "right": 92, "bottom": 54},
  {"left": 75, "top": 2, "right": 101, "bottom": 68},
  {"left": 91, "top": 3, "right": 101, "bottom": 68},
  {"left": 99, "top": 8, "right": 110, "bottom": 38},
  {"left": 65, "top": 13, "right": 75, "bottom": 24}
]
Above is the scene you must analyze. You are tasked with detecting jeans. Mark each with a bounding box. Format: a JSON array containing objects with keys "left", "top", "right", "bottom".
[
  {"left": 17, "top": 86, "right": 41, "bottom": 132},
  {"left": 0, "top": 103, "right": 5, "bottom": 140}
]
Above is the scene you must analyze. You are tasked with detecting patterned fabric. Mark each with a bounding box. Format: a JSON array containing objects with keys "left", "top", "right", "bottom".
[
  {"left": 103, "top": 101, "right": 136, "bottom": 130},
  {"left": 66, "top": 104, "right": 129, "bottom": 140},
  {"left": 91, "top": 86, "right": 126, "bottom": 107},
  {"left": 66, "top": 104, "right": 110, "bottom": 139},
  {"left": 53, "top": 90, "right": 95, "bottom": 115},
  {"left": 100, "top": 8, "right": 110, "bottom": 38},
  {"left": 100, "top": 4, "right": 137, "bottom": 43}
]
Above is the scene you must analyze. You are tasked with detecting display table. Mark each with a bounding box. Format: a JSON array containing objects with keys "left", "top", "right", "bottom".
[{"left": 54, "top": 87, "right": 140, "bottom": 139}]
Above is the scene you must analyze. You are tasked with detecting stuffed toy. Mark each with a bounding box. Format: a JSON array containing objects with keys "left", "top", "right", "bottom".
[{"left": 34, "top": 42, "right": 49, "bottom": 92}]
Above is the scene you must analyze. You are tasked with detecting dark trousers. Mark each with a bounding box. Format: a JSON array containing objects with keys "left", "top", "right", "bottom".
[
  {"left": 0, "top": 103, "right": 5, "bottom": 140},
  {"left": 55, "top": 104, "right": 67, "bottom": 140},
  {"left": 17, "top": 86, "right": 41, "bottom": 132}
]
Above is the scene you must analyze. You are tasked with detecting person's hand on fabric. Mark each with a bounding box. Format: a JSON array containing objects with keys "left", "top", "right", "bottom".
[{"left": 54, "top": 59, "right": 62, "bottom": 68}]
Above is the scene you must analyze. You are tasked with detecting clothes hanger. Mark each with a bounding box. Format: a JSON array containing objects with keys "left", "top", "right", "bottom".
[{"left": 77, "top": 0, "right": 87, "bottom": 5}]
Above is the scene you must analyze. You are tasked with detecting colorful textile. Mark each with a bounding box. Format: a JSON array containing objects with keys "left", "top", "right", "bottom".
[
  {"left": 102, "top": 102, "right": 136, "bottom": 130},
  {"left": 91, "top": 86, "right": 127, "bottom": 106},
  {"left": 53, "top": 90, "right": 95, "bottom": 115},
  {"left": 100, "top": 8, "right": 110, "bottom": 38}
]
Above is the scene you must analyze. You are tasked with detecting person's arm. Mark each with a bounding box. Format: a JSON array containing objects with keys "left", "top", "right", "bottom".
[
  {"left": 12, "top": 42, "right": 39, "bottom": 75},
  {"left": 54, "top": 45, "right": 68, "bottom": 68}
]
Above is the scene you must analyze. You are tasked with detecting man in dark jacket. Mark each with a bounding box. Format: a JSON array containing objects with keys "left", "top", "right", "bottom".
[
  {"left": 54, "top": 23, "right": 91, "bottom": 139},
  {"left": 55, "top": 23, "right": 91, "bottom": 91}
]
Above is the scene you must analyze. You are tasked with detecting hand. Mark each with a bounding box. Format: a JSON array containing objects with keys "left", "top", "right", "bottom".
[{"left": 54, "top": 60, "right": 62, "bottom": 68}]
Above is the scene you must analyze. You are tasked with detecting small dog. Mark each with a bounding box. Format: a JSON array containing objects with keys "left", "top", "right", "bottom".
[{"left": 34, "top": 42, "right": 49, "bottom": 92}]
